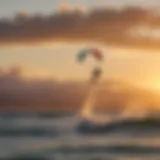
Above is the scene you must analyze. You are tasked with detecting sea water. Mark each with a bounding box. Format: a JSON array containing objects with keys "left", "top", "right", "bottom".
[{"left": 0, "top": 112, "right": 159, "bottom": 160}]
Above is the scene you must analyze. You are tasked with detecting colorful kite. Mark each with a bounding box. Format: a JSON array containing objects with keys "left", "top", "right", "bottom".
[
  {"left": 77, "top": 48, "right": 104, "bottom": 83},
  {"left": 77, "top": 48, "right": 103, "bottom": 63}
]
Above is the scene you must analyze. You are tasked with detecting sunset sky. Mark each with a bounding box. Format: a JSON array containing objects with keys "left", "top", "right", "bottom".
[
  {"left": 0, "top": 0, "right": 160, "bottom": 111},
  {"left": 1, "top": 43, "right": 160, "bottom": 90}
]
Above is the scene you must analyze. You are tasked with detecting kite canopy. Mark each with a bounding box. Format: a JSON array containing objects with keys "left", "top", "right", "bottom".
[
  {"left": 76, "top": 47, "right": 104, "bottom": 84},
  {"left": 90, "top": 48, "right": 103, "bottom": 61},
  {"left": 77, "top": 48, "right": 103, "bottom": 63},
  {"left": 77, "top": 49, "right": 89, "bottom": 62}
]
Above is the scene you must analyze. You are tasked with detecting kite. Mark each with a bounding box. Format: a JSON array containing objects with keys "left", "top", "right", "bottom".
[
  {"left": 77, "top": 48, "right": 103, "bottom": 63},
  {"left": 77, "top": 47, "right": 104, "bottom": 83}
]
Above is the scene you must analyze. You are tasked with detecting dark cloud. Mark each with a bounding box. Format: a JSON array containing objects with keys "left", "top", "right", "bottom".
[
  {"left": 0, "top": 7, "right": 160, "bottom": 49},
  {"left": 0, "top": 66, "right": 88, "bottom": 111},
  {"left": 0, "top": 66, "right": 160, "bottom": 113}
]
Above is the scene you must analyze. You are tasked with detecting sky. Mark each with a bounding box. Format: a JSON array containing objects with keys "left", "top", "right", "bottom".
[
  {"left": 0, "top": 0, "right": 160, "bottom": 111},
  {"left": 1, "top": 43, "right": 160, "bottom": 90},
  {"left": 0, "top": 0, "right": 160, "bottom": 88},
  {"left": 0, "top": 0, "right": 159, "bottom": 18},
  {"left": 0, "top": 0, "right": 160, "bottom": 86}
]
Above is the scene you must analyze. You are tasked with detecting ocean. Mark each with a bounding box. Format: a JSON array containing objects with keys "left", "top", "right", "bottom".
[{"left": 0, "top": 112, "right": 159, "bottom": 160}]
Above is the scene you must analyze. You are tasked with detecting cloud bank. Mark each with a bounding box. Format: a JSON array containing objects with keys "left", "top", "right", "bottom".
[
  {"left": 0, "top": 7, "right": 160, "bottom": 49},
  {"left": 0, "top": 66, "right": 160, "bottom": 114},
  {"left": 0, "top": 66, "right": 88, "bottom": 111}
]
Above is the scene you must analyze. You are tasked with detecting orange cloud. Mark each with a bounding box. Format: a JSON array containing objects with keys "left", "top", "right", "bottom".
[{"left": 0, "top": 7, "right": 160, "bottom": 49}]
